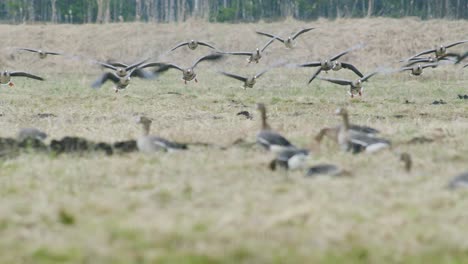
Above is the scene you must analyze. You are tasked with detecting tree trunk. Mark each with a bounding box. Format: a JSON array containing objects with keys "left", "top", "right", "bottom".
[
  {"left": 104, "top": 0, "right": 111, "bottom": 23},
  {"left": 51, "top": 0, "right": 57, "bottom": 23},
  {"left": 135, "top": 0, "right": 142, "bottom": 21},
  {"left": 367, "top": 0, "right": 373, "bottom": 17}
]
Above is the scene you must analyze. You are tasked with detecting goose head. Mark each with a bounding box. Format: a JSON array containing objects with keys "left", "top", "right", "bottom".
[
  {"left": 436, "top": 45, "right": 446, "bottom": 55},
  {"left": 136, "top": 116, "right": 152, "bottom": 135},
  {"left": 255, "top": 48, "right": 260, "bottom": 55},
  {"left": 116, "top": 68, "right": 127, "bottom": 77},
  {"left": 335, "top": 107, "right": 348, "bottom": 117}
]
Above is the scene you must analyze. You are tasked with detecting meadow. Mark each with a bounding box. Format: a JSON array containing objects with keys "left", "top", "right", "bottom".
[{"left": 0, "top": 18, "right": 468, "bottom": 263}]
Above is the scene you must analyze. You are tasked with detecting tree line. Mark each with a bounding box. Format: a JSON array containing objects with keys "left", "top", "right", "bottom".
[{"left": 1, "top": 0, "right": 468, "bottom": 24}]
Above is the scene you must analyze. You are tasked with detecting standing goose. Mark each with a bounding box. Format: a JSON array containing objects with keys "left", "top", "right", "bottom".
[
  {"left": 170, "top": 40, "right": 217, "bottom": 51},
  {"left": 256, "top": 103, "right": 296, "bottom": 153},
  {"left": 18, "top": 48, "right": 61, "bottom": 59},
  {"left": 407, "top": 40, "right": 468, "bottom": 60},
  {"left": 335, "top": 108, "right": 391, "bottom": 154},
  {"left": 223, "top": 37, "right": 276, "bottom": 64},
  {"left": 144, "top": 53, "right": 224, "bottom": 84},
  {"left": 0, "top": 70, "right": 44, "bottom": 87},
  {"left": 298, "top": 45, "right": 364, "bottom": 83},
  {"left": 315, "top": 124, "right": 379, "bottom": 143},
  {"left": 256, "top": 27, "right": 314, "bottom": 48},
  {"left": 399, "top": 63, "right": 439, "bottom": 76},
  {"left": 136, "top": 116, "right": 187, "bottom": 153},
  {"left": 318, "top": 71, "right": 378, "bottom": 97}
]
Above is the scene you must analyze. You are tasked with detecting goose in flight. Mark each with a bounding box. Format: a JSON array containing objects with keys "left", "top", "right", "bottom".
[
  {"left": 170, "top": 40, "right": 218, "bottom": 51},
  {"left": 223, "top": 37, "right": 276, "bottom": 64},
  {"left": 18, "top": 48, "right": 61, "bottom": 59},
  {"left": 256, "top": 27, "right": 314, "bottom": 48},
  {"left": 318, "top": 71, "right": 378, "bottom": 97},
  {"left": 0, "top": 70, "right": 44, "bottom": 87}
]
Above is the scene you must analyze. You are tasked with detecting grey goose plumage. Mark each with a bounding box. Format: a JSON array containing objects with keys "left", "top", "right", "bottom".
[
  {"left": 18, "top": 48, "right": 61, "bottom": 59},
  {"left": 0, "top": 70, "right": 44, "bottom": 87},
  {"left": 318, "top": 71, "right": 378, "bottom": 97},
  {"left": 256, "top": 27, "right": 314, "bottom": 48},
  {"left": 170, "top": 40, "right": 217, "bottom": 51},
  {"left": 223, "top": 37, "right": 276, "bottom": 64},
  {"left": 256, "top": 103, "right": 295, "bottom": 153},
  {"left": 136, "top": 116, "right": 187, "bottom": 153}
]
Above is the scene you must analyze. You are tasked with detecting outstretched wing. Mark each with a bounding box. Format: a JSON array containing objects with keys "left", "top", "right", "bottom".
[
  {"left": 318, "top": 76, "right": 352, "bottom": 86},
  {"left": 197, "top": 41, "right": 217, "bottom": 50},
  {"left": 291, "top": 27, "right": 314, "bottom": 40},
  {"left": 399, "top": 66, "right": 413, "bottom": 72},
  {"left": 256, "top": 31, "right": 285, "bottom": 43},
  {"left": 421, "top": 63, "right": 439, "bottom": 69},
  {"left": 126, "top": 59, "right": 149, "bottom": 71},
  {"left": 192, "top": 53, "right": 224, "bottom": 68},
  {"left": 260, "top": 37, "right": 277, "bottom": 52},
  {"left": 97, "top": 61, "right": 118, "bottom": 71},
  {"left": 341, "top": 62, "right": 364, "bottom": 77},
  {"left": 308, "top": 68, "right": 323, "bottom": 84},
  {"left": 299, "top": 61, "right": 321, "bottom": 68},
  {"left": 45, "top": 51, "right": 61, "bottom": 55},
  {"left": 170, "top": 41, "right": 189, "bottom": 51},
  {"left": 409, "top": 48, "right": 436, "bottom": 60},
  {"left": 361, "top": 71, "right": 378, "bottom": 82},
  {"left": 9, "top": 71, "right": 44, "bottom": 81},
  {"left": 445, "top": 40, "right": 468, "bottom": 49},
  {"left": 18, "top": 48, "right": 39, "bottom": 53},
  {"left": 223, "top": 51, "right": 253, "bottom": 57},
  {"left": 91, "top": 72, "right": 120, "bottom": 88},
  {"left": 219, "top": 71, "right": 247, "bottom": 82}
]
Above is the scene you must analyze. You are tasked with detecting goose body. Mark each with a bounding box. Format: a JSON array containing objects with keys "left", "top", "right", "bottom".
[
  {"left": 256, "top": 27, "right": 314, "bottom": 48},
  {"left": 170, "top": 40, "right": 217, "bottom": 51},
  {"left": 19, "top": 48, "right": 61, "bottom": 59},
  {"left": 335, "top": 108, "right": 390, "bottom": 154},
  {"left": 270, "top": 148, "right": 310, "bottom": 171},
  {"left": 136, "top": 116, "right": 187, "bottom": 153},
  {"left": 306, "top": 164, "right": 345, "bottom": 177},
  {"left": 318, "top": 71, "right": 378, "bottom": 97},
  {"left": 92, "top": 71, "right": 133, "bottom": 92},
  {"left": 0, "top": 70, "right": 44, "bottom": 86},
  {"left": 256, "top": 103, "right": 295, "bottom": 153}
]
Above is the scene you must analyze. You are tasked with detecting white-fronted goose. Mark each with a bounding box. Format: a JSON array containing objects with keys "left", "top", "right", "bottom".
[
  {"left": 18, "top": 48, "right": 61, "bottom": 59},
  {"left": 407, "top": 40, "right": 468, "bottom": 60},
  {"left": 218, "top": 62, "right": 283, "bottom": 89},
  {"left": 97, "top": 59, "right": 148, "bottom": 78},
  {"left": 0, "top": 70, "right": 44, "bottom": 87},
  {"left": 298, "top": 46, "right": 363, "bottom": 83},
  {"left": 269, "top": 148, "right": 310, "bottom": 171},
  {"left": 335, "top": 108, "right": 390, "bottom": 154},
  {"left": 447, "top": 171, "right": 468, "bottom": 190},
  {"left": 170, "top": 40, "right": 217, "bottom": 51},
  {"left": 318, "top": 71, "right": 378, "bottom": 97},
  {"left": 256, "top": 103, "right": 296, "bottom": 153},
  {"left": 256, "top": 27, "right": 314, "bottom": 48},
  {"left": 17, "top": 128, "right": 47, "bottom": 141},
  {"left": 399, "top": 63, "right": 439, "bottom": 76},
  {"left": 136, "top": 116, "right": 187, "bottom": 153},
  {"left": 224, "top": 37, "right": 276, "bottom": 64},
  {"left": 143, "top": 53, "right": 224, "bottom": 84},
  {"left": 92, "top": 67, "right": 141, "bottom": 92},
  {"left": 315, "top": 124, "right": 379, "bottom": 143},
  {"left": 403, "top": 56, "right": 454, "bottom": 67}
]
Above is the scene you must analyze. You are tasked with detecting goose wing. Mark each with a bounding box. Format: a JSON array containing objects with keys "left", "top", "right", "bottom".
[
  {"left": 197, "top": 41, "right": 217, "bottom": 50},
  {"left": 44, "top": 51, "right": 61, "bottom": 55},
  {"left": 256, "top": 130, "right": 295, "bottom": 150},
  {"left": 299, "top": 61, "right": 321, "bottom": 68},
  {"left": 126, "top": 59, "right": 149, "bottom": 71},
  {"left": 445, "top": 40, "right": 468, "bottom": 49},
  {"left": 219, "top": 71, "right": 247, "bottom": 83},
  {"left": 150, "top": 136, "right": 188, "bottom": 151},
  {"left": 308, "top": 68, "right": 323, "bottom": 84},
  {"left": 18, "top": 48, "right": 39, "bottom": 53},
  {"left": 97, "top": 61, "right": 118, "bottom": 71},
  {"left": 260, "top": 37, "right": 277, "bottom": 52},
  {"left": 330, "top": 48, "right": 353, "bottom": 61},
  {"left": 409, "top": 48, "right": 436, "bottom": 59},
  {"left": 192, "top": 53, "right": 224, "bottom": 68},
  {"left": 340, "top": 62, "right": 364, "bottom": 77},
  {"left": 361, "top": 71, "right": 378, "bottom": 82},
  {"left": 91, "top": 72, "right": 120, "bottom": 88},
  {"left": 9, "top": 71, "right": 44, "bottom": 81},
  {"left": 223, "top": 51, "right": 253, "bottom": 56},
  {"left": 170, "top": 41, "right": 189, "bottom": 51},
  {"left": 349, "top": 124, "right": 379, "bottom": 135},
  {"left": 131, "top": 68, "right": 155, "bottom": 79},
  {"left": 455, "top": 51, "right": 468, "bottom": 64},
  {"left": 420, "top": 63, "right": 439, "bottom": 69},
  {"left": 256, "top": 31, "right": 285, "bottom": 43},
  {"left": 318, "top": 76, "right": 352, "bottom": 86},
  {"left": 291, "top": 27, "right": 314, "bottom": 40}
]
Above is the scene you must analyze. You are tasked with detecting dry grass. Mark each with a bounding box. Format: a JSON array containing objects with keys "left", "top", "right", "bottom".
[{"left": 0, "top": 18, "right": 468, "bottom": 263}]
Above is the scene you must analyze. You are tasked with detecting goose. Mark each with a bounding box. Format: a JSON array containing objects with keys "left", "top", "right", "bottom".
[
  {"left": 335, "top": 108, "right": 390, "bottom": 154},
  {"left": 399, "top": 63, "right": 439, "bottom": 76},
  {"left": 447, "top": 171, "right": 468, "bottom": 190},
  {"left": 269, "top": 148, "right": 310, "bottom": 171},
  {"left": 402, "top": 56, "right": 454, "bottom": 67},
  {"left": 91, "top": 68, "right": 137, "bottom": 92},
  {"left": 256, "top": 103, "right": 296, "bottom": 153},
  {"left": 223, "top": 37, "right": 276, "bottom": 64},
  {"left": 256, "top": 27, "right": 314, "bottom": 48},
  {"left": 0, "top": 70, "right": 44, "bottom": 87},
  {"left": 144, "top": 53, "right": 224, "bottom": 84},
  {"left": 97, "top": 59, "right": 148, "bottom": 78},
  {"left": 136, "top": 116, "right": 187, "bottom": 153},
  {"left": 318, "top": 71, "right": 378, "bottom": 97},
  {"left": 17, "top": 128, "right": 47, "bottom": 141},
  {"left": 18, "top": 48, "right": 61, "bottom": 59},
  {"left": 298, "top": 45, "right": 363, "bottom": 83},
  {"left": 407, "top": 40, "right": 468, "bottom": 60},
  {"left": 218, "top": 62, "right": 283, "bottom": 89},
  {"left": 455, "top": 51, "right": 468, "bottom": 64},
  {"left": 315, "top": 124, "right": 379, "bottom": 143},
  {"left": 170, "top": 40, "right": 217, "bottom": 51}
]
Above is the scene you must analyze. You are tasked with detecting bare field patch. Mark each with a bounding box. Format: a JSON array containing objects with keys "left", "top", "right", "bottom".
[{"left": 0, "top": 19, "right": 468, "bottom": 263}]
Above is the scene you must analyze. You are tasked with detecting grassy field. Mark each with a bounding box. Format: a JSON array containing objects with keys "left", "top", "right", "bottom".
[{"left": 1, "top": 18, "right": 468, "bottom": 263}]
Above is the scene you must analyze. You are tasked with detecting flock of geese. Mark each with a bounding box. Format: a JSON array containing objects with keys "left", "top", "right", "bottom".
[{"left": 1, "top": 27, "right": 468, "bottom": 188}]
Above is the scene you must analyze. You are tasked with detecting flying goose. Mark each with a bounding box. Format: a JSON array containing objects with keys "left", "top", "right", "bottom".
[
  {"left": 256, "top": 27, "right": 314, "bottom": 48},
  {"left": 318, "top": 71, "right": 378, "bottom": 97},
  {"left": 92, "top": 67, "right": 140, "bottom": 92},
  {"left": 399, "top": 63, "right": 439, "bottom": 76},
  {"left": 402, "top": 56, "right": 454, "bottom": 67},
  {"left": 136, "top": 116, "right": 187, "bottom": 153},
  {"left": 97, "top": 59, "right": 148, "bottom": 78},
  {"left": 218, "top": 62, "right": 284, "bottom": 89},
  {"left": 256, "top": 103, "right": 296, "bottom": 153},
  {"left": 223, "top": 37, "right": 276, "bottom": 64},
  {"left": 335, "top": 108, "right": 391, "bottom": 154},
  {"left": 144, "top": 53, "right": 224, "bottom": 84},
  {"left": 298, "top": 46, "right": 363, "bottom": 83},
  {"left": 170, "top": 40, "right": 217, "bottom": 51},
  {"left": 407, "top": 40, "right": 468, "bottom": 60},
  {"left": 0, "top": 70, "right": 44, "bottom": 87},
  {"left": 18, "top": 48, "right": 61, "bottom": 59}
]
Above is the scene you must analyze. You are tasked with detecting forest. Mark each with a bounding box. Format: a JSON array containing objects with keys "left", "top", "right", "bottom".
[{"left": 0, "top": 0, "right": 467, "bottom": 24}]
